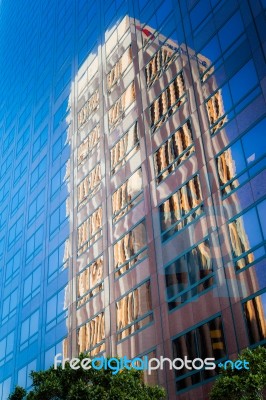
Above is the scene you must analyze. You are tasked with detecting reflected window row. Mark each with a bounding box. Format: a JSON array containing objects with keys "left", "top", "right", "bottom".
[
  {"left": 145, "top": 45, "right": 179, "bottom": 88},
  {"left": 150, "top": 71, "right": 186, "bottom": 133},
  {"left": 77, "top": 124, "right": 100, "bottom": 167},
  {"left": 77, "top": 312, "right": 105, "bottom": 356},
  {"left": 112, "top": 168, "right": 143, "bottom": 223},
  {"left": 108, "top": 82, "right": 136, "bottom": 130},
  {"left": 78, "top": 89, "right": 99, "bottom": 129},
  {"left": 165, "top": 239, "right": 213, "bottom": 311},
  {"left": 77, "top": 255, "right": 104, "bottom": 308},
  {"left": 77, "top": 164, "right": 101, "bottom": 208},
  {"left": 77, "top": 207, "right": 102, "bottom": 256},
  {"left": 114, "top": 220, "right": 147, "bottom": 278},
  {"left": 160, "top": 175, "right": 203, "bottom": 242},
  {"left": 116, "top": 280, "right": 153, "bottom": 341},
  {"left": 110, "top": 121, "right": 139, "bottom": 175},
  {"left": 154, "top": 119, "right": 194, "bottom": 184},
  {"left": 107, "top": 46, "right": 132, "bottom": 92}
]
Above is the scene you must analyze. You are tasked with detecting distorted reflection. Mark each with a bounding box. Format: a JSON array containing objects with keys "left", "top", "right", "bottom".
[
  {"left": 154, "top": 119, "right": 194, "bottom": 184},
  {"left": 110, "top": 121, "right": 139, "bottom": 175},
  {"left": 145, "top": 46, "right": 179, "bottom": 88},
  {"left": 206, "top": 88, "right": 227, "bottom": 134},
  {"left": 107, "top": 46, "right": 132, "bottom": 91},
  {"left": 116, "top": 280, "right": 152, "bottom": 341},
  {"left": 78, "top": 89, "right": 99, "bottom": 128},
  {"left": 114, "top": 220, "right": 147, "bottom": 277},
  {"left": 108, "top": 82, "right": 136, "bottom": 129},
  {"left": 160, "top": 175, "right": 203, "bottom": 241},
  {"left": 78, "top": 124, "right": 100, "bottom": 166},
  {"left": 77, "top": 312, "right": 105, "bottom": 356},
  {"left": 112, "top": 167, "right": 143, "bottom": 222},
  {"left": 78, "top": 207, "right": 102, "bottom": 255},
  {"left": 78, "top": 163, "right": 101, "bottom": 207},
  {"left": 77, "top": 256, "right": 104, "bottom": 308},
  {"left": 165, "top": 240, "right": 213, "bottom": 310},
  {"left": 150, "top": 71, "right": 186, "bottom": 133}
]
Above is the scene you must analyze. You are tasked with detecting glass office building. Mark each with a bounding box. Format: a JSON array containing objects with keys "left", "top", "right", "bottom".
[{"left": 0, "top": 0, "right": 266, "bottom": 399}]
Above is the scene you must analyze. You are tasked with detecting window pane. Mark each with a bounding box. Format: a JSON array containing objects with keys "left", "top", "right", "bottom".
[
  {"left": 244, "top": 292, "right": 266, "bottom": 345},
  {"left": 114, "top": 221, "right": 147, "bottom": 277},
  {"left": 77, "top": 312, "right": 105, "bottom": 356},
  {"left": 116, "top": 281, "right": 152, "bottom": 340}
]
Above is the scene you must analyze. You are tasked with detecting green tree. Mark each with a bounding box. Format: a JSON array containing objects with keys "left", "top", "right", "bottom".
[
  {"left": 210, "top": 346, "right": 266, "bottom": 400},
  {"left": 8, "top": 354, "right": 165, "bottom": 400}
]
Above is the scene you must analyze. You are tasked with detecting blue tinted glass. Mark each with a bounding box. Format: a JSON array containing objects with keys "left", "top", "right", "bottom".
[
  {"left": 156, "top": 0, "right": 172, "bottom": 27},
  {"left": 200, "top": 34, "right": 221, "bottom": 65},
  {"left": 229, "top": 61, "right": 258, "bottom": 104},
  {"left": 257, "top": 200, "right": 266, "bottom": 239},
  {"left": 218, "top": 12, "right": 244, "bottom": 52},
  {"left": 219, "top": 83, "right": 233, "bottom": 114},
  {"left": 241, "top": 208, "right": 262, "bottom": 249},
  {"left": 229, "top": 141, "right": 246, "bottom": 176},
  {"left": 242, "top": 118, "right": 266, "bottom": 164},
  {"left": 190, "top": 0, "right": 211, "bottom": 31}
]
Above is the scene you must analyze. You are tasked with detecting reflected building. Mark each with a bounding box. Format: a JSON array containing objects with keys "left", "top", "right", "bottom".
[
  {"left": 65, "top": 10, "right": 266, "bottom": 400},
  {"left": 0, "top": 1, "right": 266, "bottom": 400}
]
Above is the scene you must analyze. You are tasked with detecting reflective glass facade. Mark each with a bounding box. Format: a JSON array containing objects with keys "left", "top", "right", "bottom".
[{"left": 0, "top": 1, "right": 266, "bottom": 399}]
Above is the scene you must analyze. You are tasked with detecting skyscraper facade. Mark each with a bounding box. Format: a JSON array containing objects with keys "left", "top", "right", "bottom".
[{"left": 0, "top": 1, "right": 266, "bottom": 399}]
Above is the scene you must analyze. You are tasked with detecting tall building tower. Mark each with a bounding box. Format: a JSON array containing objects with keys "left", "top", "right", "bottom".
[{"left": 0, "top": 1, "right": 266, "bottom": 400}]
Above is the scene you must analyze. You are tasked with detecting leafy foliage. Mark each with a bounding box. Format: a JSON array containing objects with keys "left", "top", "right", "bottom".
[
  {"left": 8, "top": 354, "right": 165, "bottom": 400},
  {"left": 8, "top": 386, "right": 26, "bottom": 400},
  {"left": 210, "top": 346, "right": 266, "bottom": 400}
]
